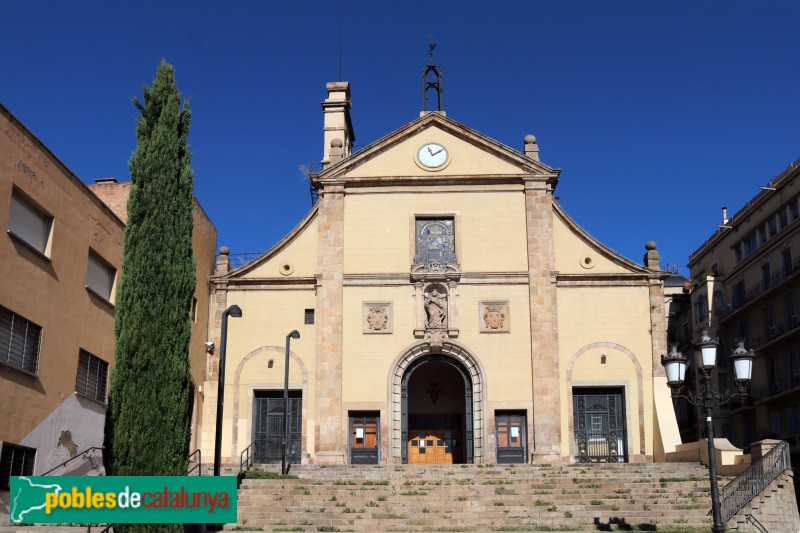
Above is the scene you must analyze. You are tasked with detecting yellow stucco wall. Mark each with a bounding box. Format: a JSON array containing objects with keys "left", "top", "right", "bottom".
[
  {"left": 558, "top": 285, "right": 655, "bottom": 459},
  {"left": 343, "top": 190, "right": 529, "bottom": 273},
  {"left": 241, "top": 212, "right": 318, "bottom": 279},
  {"left": 346, "top": 126, "right": 525, "bottom": 178}
]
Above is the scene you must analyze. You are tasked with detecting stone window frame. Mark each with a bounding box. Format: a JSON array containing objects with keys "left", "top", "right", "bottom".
[
  {"left": 363, "top": 302, "right": 393, "bottom": 334},
  {"left": 478, "top": 300, "right": 510, "bottom": 333},
  {"left": 409, "top": 211, "right": 462, "bottom": 266}
]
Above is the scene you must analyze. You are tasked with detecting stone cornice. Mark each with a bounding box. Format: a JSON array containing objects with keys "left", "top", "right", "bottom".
[
  {"left": 556, "top": 272, "right": 657, "bottom": 287},
  {"left": 340, "top": 272, "right": 530, "bottom": 286},
  {"left": 213, "top": 276, "right": 317, "bottom": 291}
]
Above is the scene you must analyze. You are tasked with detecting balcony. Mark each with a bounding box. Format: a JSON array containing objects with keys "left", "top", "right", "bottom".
[
  {"left": 753, "top": 373, "right": 800, "bottom": 403},
  {"left": 718, "top": 254, "right": 800, "bottom": 322}
]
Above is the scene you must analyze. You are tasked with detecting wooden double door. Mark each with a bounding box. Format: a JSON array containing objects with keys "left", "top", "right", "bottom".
[{"left": 349, "top": 413, "right": 379, "bottom": 464}]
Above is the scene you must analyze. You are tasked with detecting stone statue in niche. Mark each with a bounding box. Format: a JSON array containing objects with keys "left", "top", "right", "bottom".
[
  {"left": 483, "top": 304, "right": 506, "bottom": 330},
  {"left": 366, "top": 305, "right": 388, "bottom": 331},
  {"left": 424, "top": 288, "right": 447, "bottom": 329}
]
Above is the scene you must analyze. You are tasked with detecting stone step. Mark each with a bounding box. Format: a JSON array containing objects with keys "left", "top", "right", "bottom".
[{"left": 230, "top": 463, "right": 717, "bottom": 531}]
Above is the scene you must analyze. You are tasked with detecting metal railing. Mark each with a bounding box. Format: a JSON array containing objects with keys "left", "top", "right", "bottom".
[
  {"left": 720, "top": 440, "right": 791, "bottom": 523},
  {"left": 746, "top": 514, "right": 769, "bottom": 533},
  {"left": 187, "top": 448, "right": 202, "bottom": 476},
  {"left": 240, "top": 442, "right": 254, "bottom": 475},
  {"left": 227, "top": 253, "right": 263, "bottom": 270},
  {"left": 41, "top": 446, "right": 104, "bottom": 476},
  {"left": 718, "top": 255, "right": 800, "bottom": 321}
]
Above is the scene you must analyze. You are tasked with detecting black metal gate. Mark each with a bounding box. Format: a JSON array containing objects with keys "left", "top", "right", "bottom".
[
  {"left": 573, "top": 388, "right": 626, "bottom": 463},
  {"left": 253, "top": 391, "right": 301, "bottom": 464}
]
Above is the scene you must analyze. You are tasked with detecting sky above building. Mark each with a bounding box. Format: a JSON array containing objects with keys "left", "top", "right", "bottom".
[{"left": 2, "top": 1, "right": 799, "bottom": 275}]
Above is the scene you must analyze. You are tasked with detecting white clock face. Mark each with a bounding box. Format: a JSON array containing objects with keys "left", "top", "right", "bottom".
[{"left": 417, "top": 143, "right": 448, "bottom": 168}]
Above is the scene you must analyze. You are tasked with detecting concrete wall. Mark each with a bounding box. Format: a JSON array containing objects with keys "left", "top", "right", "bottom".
[{"left": 0, "top": 105, "right": 123, "bottom": 473}]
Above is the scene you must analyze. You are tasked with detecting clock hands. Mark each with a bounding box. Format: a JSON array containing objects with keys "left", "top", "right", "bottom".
[{"left": 427, "top": 146, "right": 444, "bottom": 156}]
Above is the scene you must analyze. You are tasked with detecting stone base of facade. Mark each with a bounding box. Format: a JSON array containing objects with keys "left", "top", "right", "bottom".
[
  {"left": 529, "top": 450, "right": 563, "bottom": 464},
  {"left": 314, "top": 450, "right": 347, "bottom": 465}
]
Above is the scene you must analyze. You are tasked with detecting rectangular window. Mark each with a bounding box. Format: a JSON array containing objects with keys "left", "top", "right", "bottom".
[
  {"left": 779, "top": 208, "right": 788, "bottom": 229},
  {"left": 86, "top": 252, "right": 115, "bottom": 301},
  {"left": 788, "top": 405, "right": 800, "bottom": 435},
  {"left": 732, "top": 280, "right": 746, "bottom": 307},
  {"left": 769, "top": 216, "right": 778, "bottom": 237},
  {"left": 761, "top": 262, "right": 772, "bottom": 290},
  {"left": 0, "top": 304, "right": 42, "bottom": 375},
  {"left": 769, "top": 410, "right": 781, "bottom": 435},
  {"left": 0, "top": 443, "right": 36, "bottom": 490},
  {"left": 8, "top": 191, "right": 52, "bottom": 255},
  {"left": 191, "top": 297, "right": 198, "bottom": 322},
  {"left": 791, "top": 198, "right": 800, "bottom": 221},
  {"left": 304, "top": 309, "right": 315, "bottom": 325},
  {"left": 783, "top": 248, "right": 793, "bottom": 277},
  {"left": 75, "top": 350, "right": 108, "bottom": 403},
  {"left": 415, "top": 217, "right": 455, "bottom": 266}
]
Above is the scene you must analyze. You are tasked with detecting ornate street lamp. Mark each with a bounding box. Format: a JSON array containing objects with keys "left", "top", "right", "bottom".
[
  {"left": 214, "top": 304, "right": 243, "bottom": 477},
  {"left": 661, "top": 330, "right": 755, "bottom": 533},
  {"left": 282, "top": 330, "right": 300, "bottom": 476}
]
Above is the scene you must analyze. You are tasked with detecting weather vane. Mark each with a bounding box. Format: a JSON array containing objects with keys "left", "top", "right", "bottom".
[{"left": 428, "top": 35, "right": 436, "bottom": 64}]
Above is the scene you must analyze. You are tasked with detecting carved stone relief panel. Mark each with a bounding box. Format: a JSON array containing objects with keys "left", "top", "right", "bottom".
[
  {"left": 363, "top": 302, "right": 393, "bottom": 334},
  {"left": 479, "top": 300, "right": 509, "bottom": 333}
]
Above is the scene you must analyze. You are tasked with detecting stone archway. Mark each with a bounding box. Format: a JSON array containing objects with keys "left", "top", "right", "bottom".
[
  {"left": 388, "top": 340, "right": 487, "bottom": 463},
  {"left": 230, "top": 346, "right": 308, "bottom": 461},
  {"left": 565, "top": 342, "right": 645, "bottom": 459}
]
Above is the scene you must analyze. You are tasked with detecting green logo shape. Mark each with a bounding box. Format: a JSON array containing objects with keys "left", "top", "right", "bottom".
[{"left": 10, "top": 476, "right": 237, "bottom": 524}]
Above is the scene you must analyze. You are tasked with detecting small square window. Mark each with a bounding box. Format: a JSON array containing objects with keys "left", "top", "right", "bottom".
[
  {"left": 7, "top": 190, "right": 52, "bottom": 256},
  {"left": 0, "top": 442, "right": 36, "bottom": 490},
  {"left": 304, "top": 309, "right": 314, "bottom": 325},
  {"left": 75, "top": 350, "right": 109, "bottom": 403},
  {"left": 0, "top": 304, "right": 42, "bottom": 375},
  {"left": 86, "top": 252, "right": 116, "bottom": 302}
]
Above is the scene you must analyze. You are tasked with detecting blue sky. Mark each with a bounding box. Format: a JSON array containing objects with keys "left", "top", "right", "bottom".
[{"left": 3, "top": 1, "right": 799, "bottom": 275}]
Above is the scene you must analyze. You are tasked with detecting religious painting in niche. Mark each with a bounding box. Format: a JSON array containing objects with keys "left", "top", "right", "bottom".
[
  {"left": 363, "top": 302, "right": 392, "bottom": 334},
  {"left": 415, "top": 218, "right": 455, "bottom": 266},
  {"left": 479, "top": 300, "right": 509, "bottom": 332}
]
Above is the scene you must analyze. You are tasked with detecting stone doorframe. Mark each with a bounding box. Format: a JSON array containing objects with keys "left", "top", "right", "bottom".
[
  {"left": 388, "top": 340, "right": 487, "bottom": 463},
  {"left": 231, "top": 346, "right": 309, "bottom": 463}
]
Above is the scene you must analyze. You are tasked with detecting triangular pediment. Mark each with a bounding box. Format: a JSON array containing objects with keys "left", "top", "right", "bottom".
[{"left": 312, "top": 112, "right": 559, "bottom": 186}]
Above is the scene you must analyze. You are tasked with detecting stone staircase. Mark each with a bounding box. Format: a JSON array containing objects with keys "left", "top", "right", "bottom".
[{"left": 230, "top": 462, "right": 719, "bottom": 532}]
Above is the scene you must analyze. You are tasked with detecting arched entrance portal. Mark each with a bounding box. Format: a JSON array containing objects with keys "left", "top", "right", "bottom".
[{"left": 402, "top": 356, "right": 473, "bottom": 464}]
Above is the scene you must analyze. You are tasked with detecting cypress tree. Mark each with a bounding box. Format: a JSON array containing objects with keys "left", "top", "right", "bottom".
[{"left": 104, "top": 60, "right": 196, "bottom": 533}]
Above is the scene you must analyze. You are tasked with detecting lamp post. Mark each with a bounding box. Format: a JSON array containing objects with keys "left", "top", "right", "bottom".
[
  {"left": 661, "top": 330, "right": 755, "bottom": 533},
  {"left": 282, "top": 330, "right": 300, "bottom": 476},
  {"left": 213, "top": 304, "right": 242, "bottom": 477}
]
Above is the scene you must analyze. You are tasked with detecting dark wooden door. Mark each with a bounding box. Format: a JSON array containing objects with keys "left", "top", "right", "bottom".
[
  {"left": 495, "top": 412, "right": 526, "bottom": 464},
  {"left": 349, "top": 413, "right": 379, "bottom": 464}
]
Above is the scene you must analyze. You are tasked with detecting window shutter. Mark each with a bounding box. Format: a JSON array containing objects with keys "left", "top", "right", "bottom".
[
  {"left": 8, "top": 193, "right": 50, "bottom": 254},
  {"left": 0, "top": 305, "right": 41, "bottom": 375},
  {"left": 86, "top": 253, "right": 115, "bottom": 300},
  {"left": 76, "top": 350, "right": 108, "bottom": 402}
]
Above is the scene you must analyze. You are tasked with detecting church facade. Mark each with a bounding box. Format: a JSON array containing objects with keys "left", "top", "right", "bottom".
[{"left": 200, "top": 81, "right": 681, "bottom": 466}]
